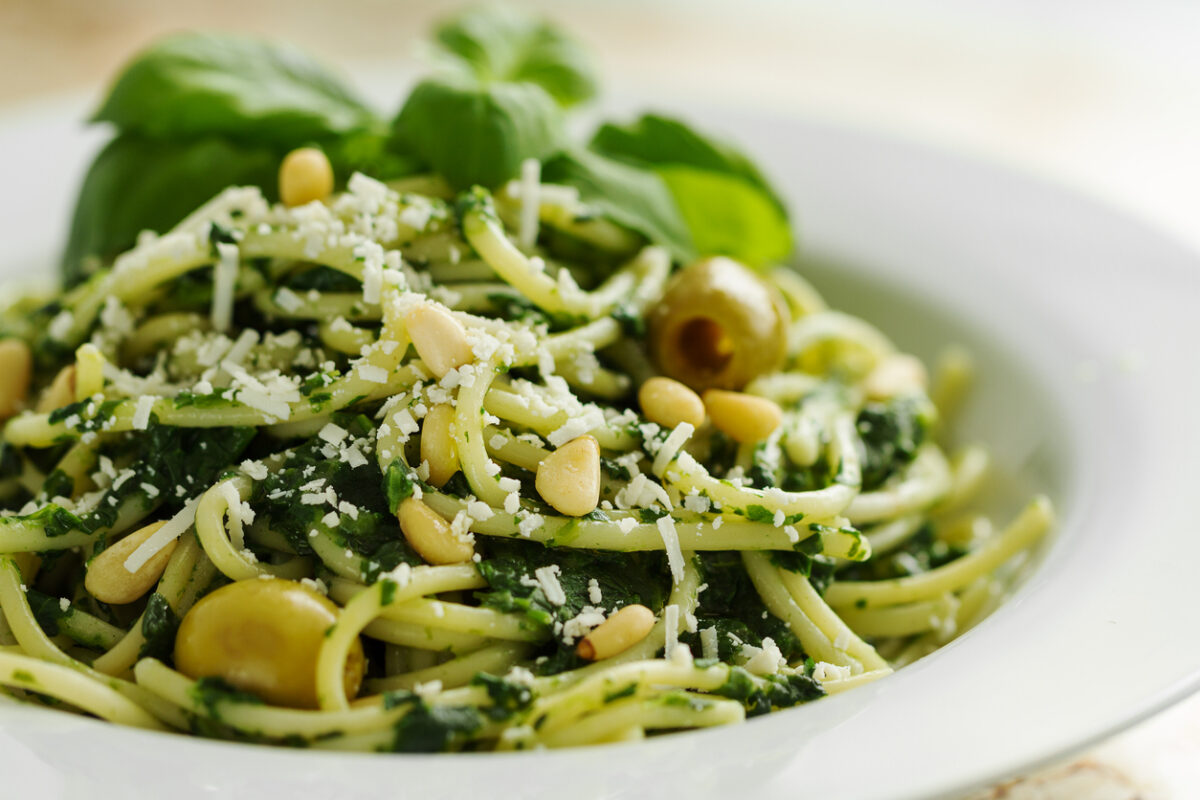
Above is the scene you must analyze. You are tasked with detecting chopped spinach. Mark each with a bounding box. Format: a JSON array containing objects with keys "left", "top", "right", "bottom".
[
  {"left": 189, "top": 677, "right": 265, "bottom": 717},
  {"left": 471, "top": 672, "right": 534, "bottom": 721},
  {"left": 139, "top": 593, "right": 181, "bottom": 662},
  {"left": 856, "top": 397, "right": 932, "bottom": 491},
  {"left": 713, "top": 665, "right": 824, "bottom": 717},
  {"left": 681, "top": 551, "right": 804, "bottom": 662},
  {"left": 390, "top": 701, "right": 483, "bottom": 753}
]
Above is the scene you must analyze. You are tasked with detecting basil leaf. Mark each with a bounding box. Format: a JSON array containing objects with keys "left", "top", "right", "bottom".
[
  {"left": 590, "top": 114, "right": 793, "bottom": 266},
  {"left": 393, "top": 77, "right": 565, "bottom": 190},
  {"left": 657, "top": 166, "right": 793, "bottom": 266},
  {"left": 434, "top": 6, "right": 597, "bottom": 108},
  {"left": 542, "top": 149, "right": 694, "bottom": 262},
  {"left": 92, "top": 32, "right": 377, "bottom": 144},
  {"left": 591, "top": 113, "right": 785, "bottom": 211},
  {"left": 62, "top": 134, "right": 279, "bottom": 285},
  {"left": 325, "top": 130, "right": 421, "bottom": 184}
]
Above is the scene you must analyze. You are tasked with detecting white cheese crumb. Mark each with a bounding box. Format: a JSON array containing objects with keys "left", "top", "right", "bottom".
[
  {"left": 124, "top": 498, "right": 199, "bottom": 573},
  {"left": 664, "top": 603, "right": 679, "bottom": 658},
  {"left": 318, "top": 423, "right": 349, "bottom": 444},
  {"left": 211, "top": 241, "right": 239, "bottom": 332},
  {"left": 700, "top": 626, "right": 719, "bottom": 660},
  {"left": 742, "top": 637, "right": 786, "bottom": 676},
  {"left": 240, "top": 460, "right": 268, "bottom": 481},
  {"left": 131, "top": 395, "right": 157, "bottom": 431},
  {"left": 274, "top": 287, "right": 303, "bottom": 312},
  {"left": 534, "top": 565, "right": 566, "bottom": 606},
  {"left": 656, "top": 515, "right": 685, "bottom": 584},
  {"left": 356, "top": 364, "right": 389, "bottom": 384}
]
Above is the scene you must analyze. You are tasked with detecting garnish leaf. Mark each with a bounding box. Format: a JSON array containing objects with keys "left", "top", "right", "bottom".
[
  {"left": 92, "top": 32, "right": 376, "bottom": 143},
  {"left": 541, "top": 149, "right": 694, "bottom": 262},
  {"left": 589, "top": 113, "right": 793, "bottom": 266},
  {"left": 62, "top": 134, "right": 278, "bottom": 285},
  {"left": 393, "top": 77, "right": 566, "bottom": 190},
  {"left": 434, "top": 6, "right": 598, "bottom": 108}
]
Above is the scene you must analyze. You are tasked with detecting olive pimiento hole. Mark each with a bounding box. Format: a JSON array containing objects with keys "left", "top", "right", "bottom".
[{"left": 677, "top": 317, "right": 734, "bottom": 375}]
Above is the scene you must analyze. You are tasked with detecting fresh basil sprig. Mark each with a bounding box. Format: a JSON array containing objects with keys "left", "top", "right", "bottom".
[
  {"left": 65, "top": 135, "right": 280, "bottom": 282},
  {"left": 542, "top": 149, "right": 692, "bottom": 263},
  {"left": 91, "top": 32, "right": 377, "bottom": 143},
  {"left": 393, "top": 76, "right": 566, "bottom": 191},
  {"left": 62, "top": 33, "right": 402, "bottom": 286},
  {"left": 589, "top": 114, "right": 793, "bottom": 266},
  {"left": 62, "top": 11, "right": 797, "bottom": 286},
  {"left": 432, "top": 5, "right": 598, "bottom": 108}
]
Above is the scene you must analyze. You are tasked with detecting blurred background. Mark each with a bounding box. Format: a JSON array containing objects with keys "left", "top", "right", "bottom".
[{"left": 2, "top": 1, "right": 1198, "bottom": 796}]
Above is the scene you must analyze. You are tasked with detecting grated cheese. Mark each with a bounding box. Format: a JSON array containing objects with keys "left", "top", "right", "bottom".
[
  {"left": 664, "top": 603, "right": 679, "bottom": 658},
  {"left": 656, "top": 515, "right": 685, "bottom": 584},
  {"left": 124, "top": 498, "right": 200, "bottom": 573},
  {"left": 534, "top": 565, "right": 566, "bottom": 606},
  {"left": 131, "top": 395, "right": 157, "bottom": 431},
  {"left": 211, "top": 242, "right": 239, "bottom": 332}
]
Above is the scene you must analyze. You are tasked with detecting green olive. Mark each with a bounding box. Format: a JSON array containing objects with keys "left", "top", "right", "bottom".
[
  {"left": 174, "top": 578, "right": 364, "bottom": 709},
  {"left": 647, "top": 257, "right": 789, "bottom": 391}
]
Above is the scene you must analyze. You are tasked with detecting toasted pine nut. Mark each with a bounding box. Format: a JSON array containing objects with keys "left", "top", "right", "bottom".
[
  {"left": 703, "top": 389, "right": 782, "bottom": 443},
  {"left": 398, "top": 497, "right": 474, "bottom": 565},
  {"left": 535, "top": 435, "right": 600, "bottom": 517},
  {"left": 577, "top": 604, "right": 655, "bottom": 661},
  {"left": 0, "top": 339, "right": 32, "bottom": 419},
  {"left": 404, "top": 304, "right": 474, "bottom": 379},
  {"left": 85, "top": 522, "right": 177, "bottom": 605},
  {"left": 37, "top": 365, "right": 76, "bottom": 414},
  {"left": 420, "top": 404, "right": 459, "bottom": 488},
  {"left": 638, "top": 377, "right": 705, "bottom": 430},
  {"left": 863, "top": 354, "right": 928, "bottom": 401},
  {"left": 74, "top": 343, "right": 106, "bottom": 401},
  {"left": 279, "top": 147, "right": 334, "bottom": 207}
]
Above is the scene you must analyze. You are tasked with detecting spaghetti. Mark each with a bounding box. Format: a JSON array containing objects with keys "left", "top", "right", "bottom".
[{"left": 0, "top": 168, "right": 1051, "bottom": 750}]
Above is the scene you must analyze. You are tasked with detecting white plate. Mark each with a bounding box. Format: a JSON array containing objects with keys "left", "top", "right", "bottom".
[{"left": 1, "top": 95, "right": 1199, "bottom": 800}]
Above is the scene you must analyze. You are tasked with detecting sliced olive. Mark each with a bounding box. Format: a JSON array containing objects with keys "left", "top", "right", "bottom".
[
  {"left": 647, "top": 257, "right": 789, "bottom": 391},
  {"left": 174, "top": 578, "right": 364, "bottom": 709}
]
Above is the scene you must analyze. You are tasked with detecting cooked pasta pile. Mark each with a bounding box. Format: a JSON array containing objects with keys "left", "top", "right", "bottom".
[{"left": 0, "top": 170, "right": 1051, "bottom": 751}]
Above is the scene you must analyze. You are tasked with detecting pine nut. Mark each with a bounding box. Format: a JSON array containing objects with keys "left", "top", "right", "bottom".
[
  {"left": 404, "top": 304, "right": 474, "bottom": 379},
  {"left": 420, "top": 403, "right": 459, "bottom": 488},
  {"left": 84, "top": 522, "right": 177, "bottom": 604},
  {"left": 0, "top": 339, "right": 32, "bottom": 419},
  {"left": 36, "top": 365, "right": 76, "bottom": 414},
  {"left": 863, "top": 353, "right": 928, "bottom": 400},
  {"left": 74, "top": 343, "right": 106, "bottom": 401},
  {"left": 535, "top": 435, "right": 600, "bottom": 517},
  {"left": 398, "top": 497, "right": 474, "bottom": 565},
  {"left": 638, "top": 377, "right": 705, "bottom": 430},
  {"left": 703, "top": 389, "right": 782, "bottom": 443},
  {"left": 279, "top": 147, "right": 334, "bottom": 207},
  {"left": 577, "top": 604, "right": 655, "bottom": 661}
]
